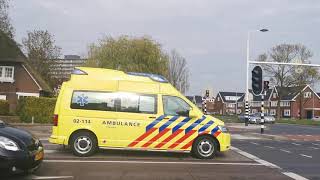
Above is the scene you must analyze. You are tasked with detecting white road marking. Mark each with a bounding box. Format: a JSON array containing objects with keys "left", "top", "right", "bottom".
[
  {"left": 310, "top": 147, "right": 319, "bottom": 150},
  {"left": 43, "top": 160, "right": 263, "bottom": 166},
  {"left": 300, "top": 154, "right": 312, "bottom": 158},
  {"left": 291, "top": 143, "right": 301, "bottom": 146},
  {"left": 31, "top": 175, "right": 73, "bottom": 179},
  {"left": 280, "top": 149, "right": 291, "bottom": 153},
  {"left": 250, "top": 142, "right": 259, "bottom": 145},
  {"left": 231, "top": 134, "right": 262, "bottom": 140},
  {"left": 231, "top": 147, "right": 279, "bottom": 169},
  {"left": 264, "top": 146, "right": 275, "bottom": 149},
  {"left": 282, "top": 172, "right": 309, "bottom": 180},
  {"left": 40, "top": 138, "right": 49, "bottom": 141},
  {"left": 231, "top": 147, "right": 309, "bottom": 180},
  {"left": 44, "top": 150, "right": 59, "bottom": 153},
  {"left": 305, "top": 135, "right": 311, "bottom": 136},
  {"left": 312, "top": 143, "right": 320, "bottom": 146}
]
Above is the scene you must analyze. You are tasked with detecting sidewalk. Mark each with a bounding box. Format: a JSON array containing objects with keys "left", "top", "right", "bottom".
[{"left": 226, "top": 123, "right": 287, "bottom": 141}]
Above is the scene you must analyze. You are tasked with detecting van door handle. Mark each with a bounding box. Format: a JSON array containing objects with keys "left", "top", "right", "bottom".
[
  {"left": 149, "top": 116, "right": 156, "bottom": 119},
  {"left": 163, "top": 117, "right": 170, "bottom": 120}
]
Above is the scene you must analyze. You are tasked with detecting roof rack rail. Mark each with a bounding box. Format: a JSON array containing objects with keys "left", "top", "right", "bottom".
[{"left": 127, "top": 72, "right": 168, "bottom": 83}]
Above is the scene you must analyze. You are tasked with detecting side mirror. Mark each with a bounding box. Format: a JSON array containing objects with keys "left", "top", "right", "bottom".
[{"left": 189, "top": 108, "right": 198, "bottom": 118}]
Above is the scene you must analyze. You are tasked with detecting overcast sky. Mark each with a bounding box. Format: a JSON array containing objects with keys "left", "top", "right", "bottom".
[{"left": 9, "top": 0, "right": 320, "bottom": 95}]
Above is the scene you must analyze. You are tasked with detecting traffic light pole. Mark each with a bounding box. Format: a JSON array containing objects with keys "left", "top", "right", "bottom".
[{"left": 260, "top": 90, "right": 266, "bottom": 134}]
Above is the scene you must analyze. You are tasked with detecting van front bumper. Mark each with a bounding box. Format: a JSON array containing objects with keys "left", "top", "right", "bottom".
[{"left": 217, "top": 132, "right": 231, "bottom": 152}]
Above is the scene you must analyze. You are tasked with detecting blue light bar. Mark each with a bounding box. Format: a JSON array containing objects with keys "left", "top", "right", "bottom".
[
  {"left": 127, "top": 72, "right": 168, "bottom": 83},
  {"left": 72, "top": 68, "right": 88, "bottom": 75}
]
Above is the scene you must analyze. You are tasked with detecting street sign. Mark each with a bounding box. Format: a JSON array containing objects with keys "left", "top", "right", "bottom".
[{"left": 252, "top": 66, "right": 263, "bottom": 96}]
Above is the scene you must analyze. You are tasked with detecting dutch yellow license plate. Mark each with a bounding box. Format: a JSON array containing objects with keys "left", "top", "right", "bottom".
[{"left": 35, "top": 151, "right": 44, "bottom": 161}]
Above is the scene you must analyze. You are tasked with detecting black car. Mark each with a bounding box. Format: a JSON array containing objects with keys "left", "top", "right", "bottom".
[{"left": 0, "top": 120, "right": 44, "bottom": 175}]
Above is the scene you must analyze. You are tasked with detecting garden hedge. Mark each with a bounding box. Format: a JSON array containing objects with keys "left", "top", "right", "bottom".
[
  {"left": 0, "top": 100, "right": 9, "bottom": 115},
  {"left": 17, "top": 97, "right": 56, "bottom": 123}
]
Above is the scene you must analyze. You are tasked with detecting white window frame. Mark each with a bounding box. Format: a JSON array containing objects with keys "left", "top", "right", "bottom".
[
  {"left": 0, "top": 66, "right": 15, "bottom": 83},
  {"left": 16, "top": 92, "right": 39, "bottom": 99},
  {"left": 270, "top": 109, "right": 276, "bottom": 115},
  {"left": 284, "top": 109, "right": 291, "bottom": 116},
  {"left": 271, "top": 101, "right": 277, "bottom": 107},
  {"left": 0, "top": 95, "right": 6, "bottom": 100},
  {"left": 304, "top": 92, "right": 312, "bottom": 98},
  {"left": 273, "top": 93, "right": 277, "bottom": 99}
]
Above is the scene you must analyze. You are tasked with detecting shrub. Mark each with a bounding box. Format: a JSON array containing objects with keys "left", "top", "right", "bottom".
[
  {"left": 17, "top": 97, "right": 56, "bottom": 123},
  {"left": 0, "top": 100, "right": 9, "bottom": 115}
]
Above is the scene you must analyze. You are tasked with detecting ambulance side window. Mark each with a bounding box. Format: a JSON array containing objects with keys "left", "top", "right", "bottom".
[
  {"left": 118, "top": 93, "right": 157, "bottom": 114},
  {"left": 71, "top": 91, "right": 117, "bottom": 111},
  {"left": 163, "top": 96, "right": 190, "bottom": 116}
]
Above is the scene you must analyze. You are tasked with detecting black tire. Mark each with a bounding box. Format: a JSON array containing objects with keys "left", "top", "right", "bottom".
[
  {"left": 191, "top": 135, "right": 218, "bottom": 159},
  {"left": 69, "top": 131, "right": 98, "bottom": 157}
]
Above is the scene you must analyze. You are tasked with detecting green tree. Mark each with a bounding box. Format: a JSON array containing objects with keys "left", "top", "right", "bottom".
[
  {"left": 86, "top": 35, "right": 169, "bottom": 77},
  {"left": 257, "top": 44, "right": 319, "bottom": 119},
  {"left": 0, "top": 0, "right": 14, "bottom": 38},
  {"left": 22, "top": 30, "right": 61, "bottom": 87}
]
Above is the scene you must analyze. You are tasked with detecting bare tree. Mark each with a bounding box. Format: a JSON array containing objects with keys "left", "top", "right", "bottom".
[
  {"left": 0, "top": 0, "right": 14, "bottom": 38},
  {"left": 257, "top": 44, "right": 319, "bottom": 119},
  {"left": 22, "top": 30, "right": 61, "bottom": 87},
  {"left": 167, "top": 50, "right": 190, "bottom": 94}
]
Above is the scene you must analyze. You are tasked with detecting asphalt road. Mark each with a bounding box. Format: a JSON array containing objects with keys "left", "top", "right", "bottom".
[
  {"left": 232, "top": 123, "right": 320, "bottom": 180},
  {"left": 5, "top": 123, "right": 319, "bottom": 180}
]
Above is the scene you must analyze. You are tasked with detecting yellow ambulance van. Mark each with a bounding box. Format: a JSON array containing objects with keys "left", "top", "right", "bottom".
[{"left": 49, "top": 67, "right": 230, "bottom": 159}]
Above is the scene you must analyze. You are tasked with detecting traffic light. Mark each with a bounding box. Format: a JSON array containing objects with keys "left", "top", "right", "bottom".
[
  {"left": 205, "top": 90, "right": 209, "bottom": 97},
  {"left": 264, "top": 81, "right": 269, "bottom": 91},
  {"left": 252, "top": 66, "right": 263, "bottom": 95}
]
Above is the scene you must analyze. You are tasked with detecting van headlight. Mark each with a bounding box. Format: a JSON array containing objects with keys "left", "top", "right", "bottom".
[
  {"left": 218, "top": 125, "right": 229, "bottom": 133},
  {"left": 0, "top": 136, "right": 20, "bottom": 151}
]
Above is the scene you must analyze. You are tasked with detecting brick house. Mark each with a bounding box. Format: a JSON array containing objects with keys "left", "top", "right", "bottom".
[
  {"left": 214, "top": 92, "right": 245, "bottom": 115},
  {"left": 186, "top": 95, "right": 215, "bottom": 114},
  {"left": 0, "top": 31, "right": 51, "bottom": 112},
  {"left": 249, "top": 85, "right": 320, "bottom": 119}
]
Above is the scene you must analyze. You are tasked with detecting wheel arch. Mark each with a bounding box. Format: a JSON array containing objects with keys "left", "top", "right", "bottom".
[
  {"left": 68, "top": 129, "right": 98, "bottom": 146},
  {"left": 193, "top": 134, "right": 220, "bottom": 151}
]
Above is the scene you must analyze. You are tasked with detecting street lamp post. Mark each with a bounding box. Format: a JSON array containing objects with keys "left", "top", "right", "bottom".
[{"left": 245, "top": 28, "right": 269, "bottom": 126}]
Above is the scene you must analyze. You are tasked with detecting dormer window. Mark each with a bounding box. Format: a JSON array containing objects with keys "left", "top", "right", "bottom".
[
  {"left": 0, "top": 66, "right": 14, "bottom": 83},
  {"left": 273, "top": 93, "right": 277, "bottom": 99}
]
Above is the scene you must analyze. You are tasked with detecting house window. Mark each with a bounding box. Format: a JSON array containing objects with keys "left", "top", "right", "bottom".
[
  {"left": 0, "top": 95, "right": 6, "bottom": 100},
  {"left": 271, "top": 101, "right": 277, "bottom": 107},
  {"left": 284, "top": 109, "right": 290, "bottom": 117},
  {"left": 217, "top": 97, "right": 220, "bottom": 101},
  {"left": 280, "top": 101, "right": 290, "bottom": 107},
  {"left": 252, "top": 109, "right": 257, "bottom": 113},
  {"left": 273, "top": 93, "right": 277, "bottom": 99},
  {"left": 304, "top": 92, "right": 312, "bottom": 98},
  {"left": 270, "top": 109, "right": 276, "bottom": 115},
  {"left": 0, "top": 66, "right": 14, "bottom": 83}
]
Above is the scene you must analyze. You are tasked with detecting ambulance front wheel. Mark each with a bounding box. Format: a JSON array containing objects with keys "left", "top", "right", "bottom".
[
  {"left": 192, "top": 135, "right": 218, "bottom": 159},
  {"left": 70, "top": 131, "right": 98, "bottom": 157}
]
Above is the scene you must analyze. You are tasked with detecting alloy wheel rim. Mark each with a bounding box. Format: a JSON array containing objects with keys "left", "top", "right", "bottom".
[
  {"left": 197, "top": 139, "right": 214, "bottom": 157},
  {"left": 74, "top": 136, "right": 92, "bottom": 154}
]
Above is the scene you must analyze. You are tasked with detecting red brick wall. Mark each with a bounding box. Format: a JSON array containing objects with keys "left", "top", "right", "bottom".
[{"left": 0, "top": 62, "right": 40, "bottom": 111}]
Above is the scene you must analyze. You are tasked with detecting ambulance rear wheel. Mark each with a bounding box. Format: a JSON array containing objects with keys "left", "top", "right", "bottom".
[
  {"left": 70, "top": 131, "right": 98, "bottom": 157},
  {"left": 192, "top": 135, "right": 217, "bottom": 159}
]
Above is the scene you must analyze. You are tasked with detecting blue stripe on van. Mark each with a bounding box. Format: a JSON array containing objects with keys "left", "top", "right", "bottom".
[
  {"left": 146, "top": 115, "right": 165, "bottom": 132},
  {"left": 172, "top": 117, "right": 191, "bottom": 133},
  {"left": 185, "top": 115, "right": 206, "bottom": 134},
  {"left": 198, "top": 120, "right": 214, "bottom": 133},
  {"left": 159, "top": 116, "right": 179, "bottom": 132},
  {"left": 211, "top": 126, "right": 219, "bottom": 135}
]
